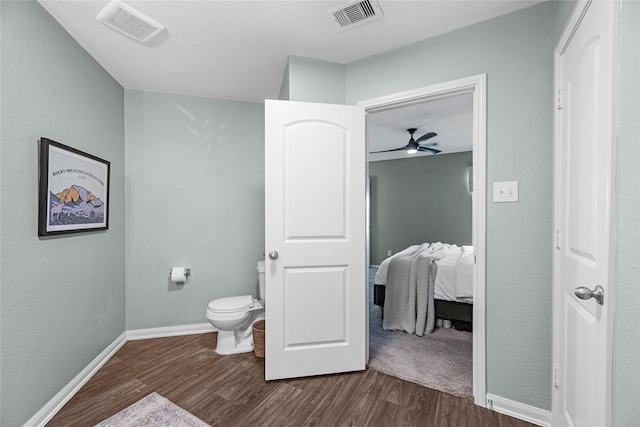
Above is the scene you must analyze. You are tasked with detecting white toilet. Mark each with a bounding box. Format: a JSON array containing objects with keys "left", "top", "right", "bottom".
[{"left": 206, "top": 261, "right": 265, "bottom": 355}]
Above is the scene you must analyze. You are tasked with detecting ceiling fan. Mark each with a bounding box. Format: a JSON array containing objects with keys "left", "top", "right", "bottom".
[{"left": 372, "top": 128, "right": 441, "bottom": 155}]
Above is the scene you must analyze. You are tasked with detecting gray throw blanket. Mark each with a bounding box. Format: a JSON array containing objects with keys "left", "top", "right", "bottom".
[{"left": 383, "top": 244, "right": 446, "bottom": 336}]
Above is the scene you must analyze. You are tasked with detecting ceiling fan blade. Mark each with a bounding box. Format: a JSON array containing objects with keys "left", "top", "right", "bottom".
[
  {"left": 370, "top": 146, "right": 409, "bottom": 154},
  {"left": 417, "top": 146, "right": 441, "bottom": 154},
  {"left": 419, "top": 141, "right": 439, "bottom": 147},
  {"left": 415, "top": 132, "right": 437, "bottom": 144}
]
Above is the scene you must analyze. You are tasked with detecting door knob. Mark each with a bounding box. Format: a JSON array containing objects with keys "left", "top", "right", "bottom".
[
  {"left": 268, "top": 250, "right": 279, "bottom": 260},
  {"left": 574, "top": 285, "right": 604, "bottom": 305}
]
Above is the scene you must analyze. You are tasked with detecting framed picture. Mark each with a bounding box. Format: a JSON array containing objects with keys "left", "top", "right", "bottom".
[{"left": 38, "top": 138, "right": 110, "bottom": 236}]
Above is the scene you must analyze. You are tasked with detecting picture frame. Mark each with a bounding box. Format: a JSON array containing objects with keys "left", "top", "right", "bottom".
[{"left": 38, "top": 138, "right": 110, "bottom": 236}]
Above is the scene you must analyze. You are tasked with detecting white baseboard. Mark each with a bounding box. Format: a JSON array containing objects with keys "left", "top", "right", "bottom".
[
  {"left": 486, "top": 393, "right": 551, "bottom": 427},
  {"left": 23, "top": 331, "right": 127, "bottom": 427},
  {"left": 25, "top": 323, "right": 217, "bottom": 426},
  {"left": 126, "top": 322, "right": 216, "bottom": 341}
]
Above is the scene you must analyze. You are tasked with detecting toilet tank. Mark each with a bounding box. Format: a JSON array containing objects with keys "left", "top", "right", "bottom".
[{"left": 256, "top": 260, "right": 266, "bottom": 303}]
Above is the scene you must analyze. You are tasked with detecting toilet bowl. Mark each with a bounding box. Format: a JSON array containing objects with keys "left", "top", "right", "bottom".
[{"left": 206, "top": 261, "right": 266, "bottom": 355}]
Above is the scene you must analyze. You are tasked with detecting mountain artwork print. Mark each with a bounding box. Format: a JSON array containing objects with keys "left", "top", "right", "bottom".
[
  {"left": 49, "top": 184, "right": 105, "bottom": 226},
  {"left": 39, "top": 138, "right": 110, "bottom": 236}
]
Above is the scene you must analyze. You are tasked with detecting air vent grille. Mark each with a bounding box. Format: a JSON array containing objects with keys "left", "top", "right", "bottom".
[
  {"left": 97, "top": 1, "right": 165, "bottom": 43},
  {"left": 328, "top": 0, "right": 383, "bottom": 31}
]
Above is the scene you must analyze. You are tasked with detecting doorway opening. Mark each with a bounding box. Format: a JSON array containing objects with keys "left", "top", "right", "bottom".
[{"left": 358, "top": 74, "right": 487, "bottom": 405}]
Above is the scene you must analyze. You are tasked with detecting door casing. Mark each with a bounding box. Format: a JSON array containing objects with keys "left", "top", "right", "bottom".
[{"left": 357, "top": 74, "right": 487, "bottom": 405}]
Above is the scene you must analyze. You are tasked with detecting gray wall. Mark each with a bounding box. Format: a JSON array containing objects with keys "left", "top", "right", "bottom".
[
  {"left": 0, "top": 2, "right": 125, "bottom": 426},
  {"left": 124, "top": 91, "right": 265, "bottom": 329},
  {"left": 553, "top": 0, "right": 577, "bottom": 43},
  {"left": 278, "top": 61, "right": 290, "bottom": 101},
  {"left": 369, "top": 152, "right": 472, "bottom": 265},
  {"left": 344, "top": 2, "right": 556, "bottom": 410},
  {"left": 613, "top": 1, "right": 640, "bottom": 426},
  {"left": 285, "top": 56, "right": 345, "bottom": 104}
]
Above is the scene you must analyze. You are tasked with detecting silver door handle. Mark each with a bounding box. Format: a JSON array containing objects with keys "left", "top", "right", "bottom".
[
  {"left": 268, "top": 250, "right": 279, "bottom": 260},
  {"left": 574, "top": 285, "right": 604, "bottom": 305}
]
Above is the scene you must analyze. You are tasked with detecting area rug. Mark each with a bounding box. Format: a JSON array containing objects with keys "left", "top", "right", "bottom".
[
  {"left": 368, "top": 267, "right": 473, "bottom": 397},
  {"left": 95, "top": 392, "right": 210, "bottom": 427}
]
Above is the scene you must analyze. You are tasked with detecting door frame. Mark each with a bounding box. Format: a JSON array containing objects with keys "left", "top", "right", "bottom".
[
  {"left": 357, "top": 74, "right": 487, "bottom": 405},
  {"left": 552, "top": 1, "right": 619, "bottom": 424}
]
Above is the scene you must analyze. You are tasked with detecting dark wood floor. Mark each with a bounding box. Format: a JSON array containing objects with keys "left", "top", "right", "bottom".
[{"left": 47, "top": 333, "right": 535, "bottom": 427}]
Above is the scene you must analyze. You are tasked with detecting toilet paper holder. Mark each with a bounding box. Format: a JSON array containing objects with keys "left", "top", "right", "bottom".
[{"left": 168, "top": 268, "right": 191, "bottom": 278}]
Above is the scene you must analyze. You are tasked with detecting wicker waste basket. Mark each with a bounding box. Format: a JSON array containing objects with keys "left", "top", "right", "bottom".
[{"left": 252, "top": 320, "right": 266, "bottom": 358}]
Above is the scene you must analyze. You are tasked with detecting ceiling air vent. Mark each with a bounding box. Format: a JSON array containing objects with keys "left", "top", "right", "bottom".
[
  {"left": 327, "top": 0, "right": 384, "bottom": 32},
  {"left": 96, "top": 0, "right": 165, "bottom": 43}
]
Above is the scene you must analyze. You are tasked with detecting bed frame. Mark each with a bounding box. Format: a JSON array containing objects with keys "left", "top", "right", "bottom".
[{"left": 373, "top": 284, "right": 472, "bottom": 323}]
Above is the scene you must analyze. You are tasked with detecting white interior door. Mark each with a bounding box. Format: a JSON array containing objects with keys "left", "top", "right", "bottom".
[
  {"left": 264, "top": 99, "right": 366, "bottom": 380},
  {"left": 553, "top": 1, "right": 618, "bottom": 426}
]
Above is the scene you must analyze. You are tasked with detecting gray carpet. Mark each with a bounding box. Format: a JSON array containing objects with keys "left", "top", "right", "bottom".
[{"left": 368, "top": 267, "right": 473, "bottom": 397}]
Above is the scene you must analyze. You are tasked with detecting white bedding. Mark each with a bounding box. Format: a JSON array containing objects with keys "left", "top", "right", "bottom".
[
  {"left": 376, "top": 242, "right": 473, "bottom": 304},
  {"left": 456, "top": 246, "right": 474, "bottom": 299},
  {"left": 434, "top": 245, "right": 463, "bottom": 301}
]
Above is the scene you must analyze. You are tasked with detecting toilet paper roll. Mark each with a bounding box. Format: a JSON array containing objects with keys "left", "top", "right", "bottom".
[{"left": 171, "top": 267, "right": 188, "bottom": 283}]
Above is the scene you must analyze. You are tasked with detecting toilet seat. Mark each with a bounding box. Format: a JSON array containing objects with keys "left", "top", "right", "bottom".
[{"left": 207, "top": 295, "right": 255, "bottom": 314}]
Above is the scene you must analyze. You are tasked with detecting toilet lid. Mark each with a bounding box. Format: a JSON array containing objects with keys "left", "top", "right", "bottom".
[{"left": 208, "top": 295, "right": 255, "bottom": 313}]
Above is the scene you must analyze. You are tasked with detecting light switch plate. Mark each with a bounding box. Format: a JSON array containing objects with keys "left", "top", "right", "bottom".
[{"left": 493, "top": 181, "right": 519, "bottom": 202}]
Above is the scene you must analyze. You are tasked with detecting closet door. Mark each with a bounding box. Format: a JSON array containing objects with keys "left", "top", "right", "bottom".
[{"left": 553, "top": 1, "right": 618, "bottom": 425}]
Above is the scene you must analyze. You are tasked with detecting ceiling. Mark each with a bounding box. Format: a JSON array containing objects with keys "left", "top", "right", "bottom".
[
  {"left": 367, "top": 92, "right": 473, "bottom": 161},
  {"left": 38, "top": 0, "right": 541, "bottom": 158}
]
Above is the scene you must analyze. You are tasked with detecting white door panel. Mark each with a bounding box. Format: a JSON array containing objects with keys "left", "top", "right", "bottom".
[
  {"left": 285, "top": 123, "right": 347, "bottom": 238},
  {"left": 283, "top": 266, "right": 347, "bottom": 346},
  {"left": 554, "top": 1, "right": 618, "bottom": 426},
  {"left": 265, "top": 100, "right": 366, "bottom": 380}
]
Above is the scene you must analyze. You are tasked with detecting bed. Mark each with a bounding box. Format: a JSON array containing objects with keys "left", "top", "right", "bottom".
[{"left": 372, "top": 242, "right": 474, "bottom": 336}]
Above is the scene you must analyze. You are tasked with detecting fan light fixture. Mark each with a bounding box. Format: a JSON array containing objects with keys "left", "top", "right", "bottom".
[{"left": 371, "top": 128, "right": 441, "bottom": 156}]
